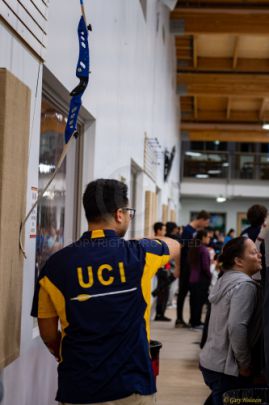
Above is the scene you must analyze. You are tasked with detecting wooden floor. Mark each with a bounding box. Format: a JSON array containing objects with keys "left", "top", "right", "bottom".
[{"left": 151, "top": 308, "right": 210, "bottom": 405}]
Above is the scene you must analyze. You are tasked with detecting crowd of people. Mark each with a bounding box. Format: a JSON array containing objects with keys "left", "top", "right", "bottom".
[
  {"left": 19, "top": 176, "right": 268, "bottom": 405},
  {"left": 152, "top": 203, "right": 269, "bottom": 405}
]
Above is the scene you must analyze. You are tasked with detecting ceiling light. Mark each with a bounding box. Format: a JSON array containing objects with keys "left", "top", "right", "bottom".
[
  {"left": 185, "top": 151, "right": 202, "bottom": 157},
  {"left": 216, "top": 196, "right": 227, "bottom": 203},
  {"left": 263, "top": 123, "right": 269, "bottom": 130},
  {"left": 196, "top": 174, "right": 209, "bottom": 179},
  {"left": 214, "top": 141, "right": 220, "bottom": 145},
  {"left": 222, "top": 162, "right": 229, "bottom": 167}
]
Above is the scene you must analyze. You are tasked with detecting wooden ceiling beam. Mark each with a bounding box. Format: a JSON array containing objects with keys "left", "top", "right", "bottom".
[
  {"left": 176, "top": 0, "right": 269, "bottom": 8},
  {"left": 183, "top": 129, "right": 269, "bottom": 143},
  {"left": 181, "top": 123, "right": 264, "bottom": 131},
  {"left": 178, "top": 73, "right": 269, "bottom": 97},
  {"left": 226, "top": 97, "right": 232, "bottom": 119},
  {"left": 232, "top": 36, "right": 240, "bottom": 69},
  {"left": 178, "top": 57, "right": 269, "bottom": 73},
  {"left": 193, "top": 96, "right": 198, "bottom": 119},
  {"left": 259, "top": 98, "right": 268, "bottom": 120},
  {"left": 193, "top": 35, "right": 197, "bottom": 68},
  {"left": 171, "top": 11, "right": 269, "bottom": 35},
  {"left": 181, "top": 110, "right": 269, "bottom": 123}
]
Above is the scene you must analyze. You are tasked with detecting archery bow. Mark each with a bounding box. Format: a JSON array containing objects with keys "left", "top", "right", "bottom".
[{"left": 19, "top": 0, "right": 91, "bottom": 258}]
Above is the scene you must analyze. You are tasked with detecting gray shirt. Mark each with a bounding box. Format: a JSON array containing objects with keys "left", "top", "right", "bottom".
[{"left": 200, "top": 270, "right": 260, "bottom": 376}]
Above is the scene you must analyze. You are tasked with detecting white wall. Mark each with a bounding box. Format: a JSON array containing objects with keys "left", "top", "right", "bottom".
[
  {"left": 0, "top": 20, "right": 58, "bottom": 405},
  {"left": 45, "top": 0, "right": 180, "bottom": 212},
  {"left": 179, "top": 197, "right": 269, "bottom": 234},
  {"left": 0, "top": 1, "right": 180, "bottom": 404}
]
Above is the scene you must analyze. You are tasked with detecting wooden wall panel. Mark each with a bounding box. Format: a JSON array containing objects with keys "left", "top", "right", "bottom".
[
  {"left": 1, "top": 0, "right": 48, "bottom": 59},
  {"left": 162, "top": 204, "right": 169, "bottom": 224},
  {"left": 0, "top": 69, "right": 30, "bottom": 367},
  {"left": 170, "top": 209, "right": 176, "bottom": 222},
  {"left": 144, "top": 191, "right": 157, "bottom": 237}
]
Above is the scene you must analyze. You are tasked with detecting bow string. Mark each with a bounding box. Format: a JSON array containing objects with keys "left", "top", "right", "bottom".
[{"left": 19, "top": 0, "right": 91, "bottom": 257}]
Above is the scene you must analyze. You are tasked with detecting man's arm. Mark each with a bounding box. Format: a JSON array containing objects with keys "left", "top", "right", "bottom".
[
  {"left": 38, "top": 317, "right": 61, "bottom": 361},
  {"left": 154, "top": 237, "right": 181, "bottom": 278}
]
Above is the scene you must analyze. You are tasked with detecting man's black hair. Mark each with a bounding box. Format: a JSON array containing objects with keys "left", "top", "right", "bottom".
[
  {"left": 83, "top": 179, "right": 128, "bottom": 222},
  {"left": 196, "top": 210, "right": 210, "bottom": 220},
  {"left": 166, "top": 222, "right": 177, "bottom": 236},
  {"left": 153, "top": 222, "right": 164, "bottom": 234},
  {"left": 247, "top": 204, "right": 268, "bottom": 227}
]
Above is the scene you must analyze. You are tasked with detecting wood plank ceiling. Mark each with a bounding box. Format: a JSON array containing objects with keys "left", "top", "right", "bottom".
[{"left": 171, "top": 0, "right": 269, "bottom": 143}]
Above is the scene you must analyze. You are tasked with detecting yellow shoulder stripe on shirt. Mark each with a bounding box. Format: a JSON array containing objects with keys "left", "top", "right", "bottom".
[
  {"left": 39, "top": 276, "right": 69, "bottom": 336},
  {"left": 154, "top": 240, "right": 162, "bottom": 245},
  {"left": 141, "top": 252, "right": 170, "bottom": 341},
  {"left": 38, "top": 285, "right": 58, "bottom": 318}
]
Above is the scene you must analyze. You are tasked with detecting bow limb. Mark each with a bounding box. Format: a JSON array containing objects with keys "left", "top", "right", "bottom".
[
  {"left": 80, "top": 0, "right": 87, "bottom": 23},
  {"left": 19, "top": 2, "right": 90, "bottom": 258}
]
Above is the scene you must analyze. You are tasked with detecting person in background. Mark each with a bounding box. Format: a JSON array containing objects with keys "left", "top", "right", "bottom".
[
  {"left": 224, "top": 228, "right": 235, "bottom": 245},
  {"left": 241, "top": 204, "right": 268, "bottom": 285},
  {"left": 175, "top": 210, "right": 210, "bottom": 328},
  {"left": 260, "top": 221, "right": 269, "bottom": 384},
  {"left": 31, "top": 179, "right": 180, "bottom": 405},
  {"left": 200, "top": 237, "right": 263, "bottom": 405},
  {"left": 153, "top": 222, "right": 180, "bottom": 321},
  {"left": 188, "top": 230, "right": 211, "bottom": 329},
  {"left": 241, "top": 204, "right": 268, "bottom": 242},
  {"left": 165, "top": 222, "right": 181, "bottom": 310},
  {"left": 211, "top": 230, "right": 224, "bottom": 255},
  {"left": 177, "top": 226, "right": 183, "bottom": 238},
  {"left": 153, "top": 222, "right": 166, "bottom": 238},
  {"left": 207, "top": 227, "right": 214, "bottom": 245},
  {"left": 153, "top": 222, "right": 172, "bottom": 321},
  {"left": 166, "top": 222, "right": 179, "bottom": 239}
]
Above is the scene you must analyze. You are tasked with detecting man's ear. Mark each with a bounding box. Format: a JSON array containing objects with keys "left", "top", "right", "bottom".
[
  {"left": 115, "top": 208, "right": 124, "bottom": 224},
  {"left": 234, "top": 256, "right": 243, "bottom": 267}
]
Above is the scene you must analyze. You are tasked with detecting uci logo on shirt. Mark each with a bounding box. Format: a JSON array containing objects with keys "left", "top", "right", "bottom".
[{"left": 77, "top": 262, "right": 127, "bottom": 288}]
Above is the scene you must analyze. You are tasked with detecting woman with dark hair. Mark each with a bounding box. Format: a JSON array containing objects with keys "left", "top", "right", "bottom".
[
  {"left": 224, "top": 228, "right": 235, "bottom": 245},
  {"left": 200, "top": 237, "right": 263, "bottom": 405},
  {"left": 188, "top": 230, "right": 211, "bottom": 328}
]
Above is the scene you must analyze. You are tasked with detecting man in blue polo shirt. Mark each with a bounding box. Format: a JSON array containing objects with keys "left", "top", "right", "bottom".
[{"left": 32, "top": 179, "right": 180, "bottom": 405}]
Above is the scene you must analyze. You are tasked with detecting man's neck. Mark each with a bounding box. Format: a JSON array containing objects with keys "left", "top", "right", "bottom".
[
  {"left": 190, "top": 220, "right": 198, "bottom": 230},
  {"left": 88, "top": 223, "right": 115, "bottom": 232}
]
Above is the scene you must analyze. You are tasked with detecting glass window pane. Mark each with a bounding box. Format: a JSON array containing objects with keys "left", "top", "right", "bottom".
[
  {"left": 35, "top": 97, "right": 75, "bottom": 275},
  {"left": 235, "top": 154, "right": 255, "bottom": 179},
  {"left": 239, "top": 143, "right": 255, "bottom": 153},
  {"left": 260, "top": 154, "right": 269, "bottom": 180}
]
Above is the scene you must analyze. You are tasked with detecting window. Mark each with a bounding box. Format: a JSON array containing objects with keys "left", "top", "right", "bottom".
[
  {"left": 238, "top": 143, "right": 255, "bottom": 153},
  {"left": 205, "top": 142, "right": 227, "bottom": 152},
  {"left": 261, "top": 144, "right": 269, "bottom": 154},
  {"left": 35, "top": 96, "right": 80, "bottom": 277}
]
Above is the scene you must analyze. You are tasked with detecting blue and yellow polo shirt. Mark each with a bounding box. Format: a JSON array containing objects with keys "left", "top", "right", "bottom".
[{"left": 31, "top": 229, "right": 170, "bottom": 404}]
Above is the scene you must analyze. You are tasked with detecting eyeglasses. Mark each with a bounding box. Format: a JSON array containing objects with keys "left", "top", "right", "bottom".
[{"left": 121, "top": 208, "right": 136, "bottom": 220}]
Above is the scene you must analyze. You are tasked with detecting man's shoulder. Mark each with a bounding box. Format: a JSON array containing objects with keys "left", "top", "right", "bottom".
[{"left": 181, "top": 224, "right": 196, "bottom": 239}]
